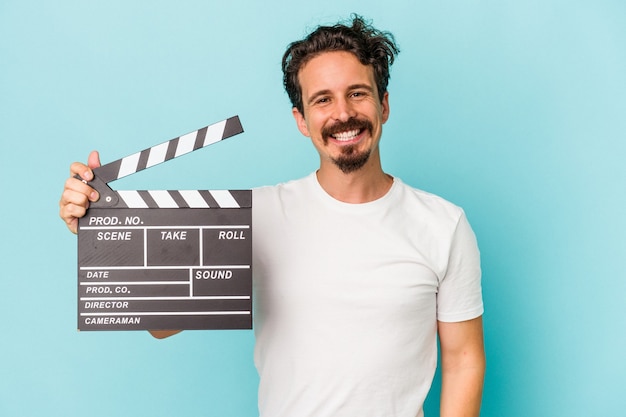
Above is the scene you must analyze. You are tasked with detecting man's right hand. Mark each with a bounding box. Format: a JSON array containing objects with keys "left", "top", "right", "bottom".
[{"left": 59, "top": 151, "right": 102, "bottom": 234}]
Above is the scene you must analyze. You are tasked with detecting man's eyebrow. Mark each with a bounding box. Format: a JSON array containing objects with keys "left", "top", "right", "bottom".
[
  {"left": 348, "top": 83, "right": 375, "bottom": 93},
  {"left": 306, "top": 84, "right": 375, "bottom": 105},
  {"left": 307, "top": 89, "right": 332, "bottom": 105}
]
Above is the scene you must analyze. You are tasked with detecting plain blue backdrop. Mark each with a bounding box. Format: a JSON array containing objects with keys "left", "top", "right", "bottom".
[{"left": 1, "top": 1, "right": 625, "bottom": 416}]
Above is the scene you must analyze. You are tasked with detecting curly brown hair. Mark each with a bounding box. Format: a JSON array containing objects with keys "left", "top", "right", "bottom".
[{"left": 282, "top": 14, "right": 400, "bottom": 114}]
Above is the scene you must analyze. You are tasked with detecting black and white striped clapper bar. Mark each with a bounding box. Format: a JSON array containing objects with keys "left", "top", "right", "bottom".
[{"left": 77, "top": 116, "right": 252, "bottom": 331}]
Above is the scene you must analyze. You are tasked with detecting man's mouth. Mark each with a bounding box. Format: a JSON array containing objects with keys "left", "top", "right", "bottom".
[
  {"left": 331, "top": 129, "right": 361, "bottom": 142},
  {"left": 322, "top": 118, "right": 373, "bottom": 144}
]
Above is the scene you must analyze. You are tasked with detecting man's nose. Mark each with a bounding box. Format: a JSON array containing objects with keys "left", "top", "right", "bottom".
[{"left": 332, "top": 97, "right": 356, "bottom": 122}]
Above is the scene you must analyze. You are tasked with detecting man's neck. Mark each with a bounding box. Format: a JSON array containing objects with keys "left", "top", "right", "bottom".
[{"left": 316, "top": 156, "right": 393, "bottom": 204}]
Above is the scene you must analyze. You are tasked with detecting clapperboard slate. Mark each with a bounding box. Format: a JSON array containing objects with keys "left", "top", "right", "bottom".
[{"left": 77, "top": 116, "right": 252, "bottom": 331}]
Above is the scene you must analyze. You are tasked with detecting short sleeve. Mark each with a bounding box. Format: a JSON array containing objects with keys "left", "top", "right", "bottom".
[{"left": 436, "top": 211, "right": 483, "bottom": 322}]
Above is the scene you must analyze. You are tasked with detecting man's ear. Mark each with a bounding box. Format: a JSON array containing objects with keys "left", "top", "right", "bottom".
[
  {"left": 381, "top": 92, "right": 390, "bottom": 124},
  {"left": 292, "top": 107, "right": 310, "bottom": 137}
]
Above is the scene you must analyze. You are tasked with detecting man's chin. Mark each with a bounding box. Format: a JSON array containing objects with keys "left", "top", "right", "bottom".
[{"left": 331, "top": 149, "right": 371, "bottom": 174}]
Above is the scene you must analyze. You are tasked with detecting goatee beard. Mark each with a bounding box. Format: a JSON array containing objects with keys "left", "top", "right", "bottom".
[{"left": 332, "top": 146, "right": 371, "bottom": 174}]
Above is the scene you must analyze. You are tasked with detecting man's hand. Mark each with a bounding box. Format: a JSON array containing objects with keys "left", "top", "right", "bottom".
[{"left": 59, "top": 151, "right": 101, "bottom": 234}]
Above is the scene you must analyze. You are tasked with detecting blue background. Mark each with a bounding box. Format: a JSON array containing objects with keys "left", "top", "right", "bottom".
[{"left": 1, "top": 1, "right": 624, "bottom": 416}]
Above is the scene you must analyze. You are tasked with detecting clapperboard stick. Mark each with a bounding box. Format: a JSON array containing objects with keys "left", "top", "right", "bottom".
[{"left": 80, "top": 116, "right": 244, "bottom": 208}]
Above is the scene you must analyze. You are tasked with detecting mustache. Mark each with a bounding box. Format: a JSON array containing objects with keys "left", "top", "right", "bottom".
[{"left": 321, "top": 117, "right": 373, "bottom": 139}]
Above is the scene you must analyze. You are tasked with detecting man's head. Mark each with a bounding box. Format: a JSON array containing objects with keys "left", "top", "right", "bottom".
[{"left": 282, "top": 15, "right": 399, "bottom": 116}]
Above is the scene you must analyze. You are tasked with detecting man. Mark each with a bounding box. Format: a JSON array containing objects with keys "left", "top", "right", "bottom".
[{"left": 60, "top": 15, "right": 485, "bottom": 417}]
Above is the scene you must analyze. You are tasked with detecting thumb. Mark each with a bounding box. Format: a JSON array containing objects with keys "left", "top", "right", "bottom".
[{"left": 87, "top": 150, "right": 101, "bottom": 169}]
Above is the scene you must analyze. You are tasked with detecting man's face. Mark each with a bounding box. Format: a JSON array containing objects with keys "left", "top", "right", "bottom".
[{"left": 292, "top": 51, "right": 390, "bottom": 174}]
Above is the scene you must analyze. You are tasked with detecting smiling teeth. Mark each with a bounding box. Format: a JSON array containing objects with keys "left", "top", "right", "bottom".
[{"left": 332, "top": 129, "right": 360, "bottom": 141}]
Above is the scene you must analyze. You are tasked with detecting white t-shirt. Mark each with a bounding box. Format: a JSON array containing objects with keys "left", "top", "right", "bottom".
[{"left": 252, "top": 173, "right": 483, "bottom": 417}]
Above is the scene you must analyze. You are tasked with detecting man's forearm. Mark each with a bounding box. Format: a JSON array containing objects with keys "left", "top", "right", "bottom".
[
  {"left": 440, "top": 362, "right": 485, "bottom": 417},
  {"left": 438, "top": 317, "right": 486, "bottom": 417}
]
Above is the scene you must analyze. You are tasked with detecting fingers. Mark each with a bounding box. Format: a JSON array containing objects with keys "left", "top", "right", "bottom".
[
  {"left": 60, "top": 179, "right": 96, "bottom": 234},
  {"left": 61, "top": 151, "right": 102, "bottom": 234},
  {"left": 59, "top": 195, "right": 85, "bottom": 234},
  {"left": 70, "top": 150, "right": 101, "bottom": 182},
  {"left": 87, "top": 150, "right": 101, "bottom": 170},
  {"left": 70, "top": 161, "right": 94, "bottom": 182}
]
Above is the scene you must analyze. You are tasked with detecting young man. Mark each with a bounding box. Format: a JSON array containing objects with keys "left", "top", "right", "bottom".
[{"left": 60, "top": 16, "right": 485, "bottom": 417}]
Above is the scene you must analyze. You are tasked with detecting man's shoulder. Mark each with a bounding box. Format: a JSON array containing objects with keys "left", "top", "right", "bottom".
[
  {"left": 252, "top": 173, "right": 314, "bottom": 199},
  {"left": 393, "top": 177, "right": 465, "bottom": 220}
]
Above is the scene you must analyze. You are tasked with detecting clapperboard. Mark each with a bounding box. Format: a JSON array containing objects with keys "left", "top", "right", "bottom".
[{"left": 77, "top": 116, "right": 252, "bottom": 331}]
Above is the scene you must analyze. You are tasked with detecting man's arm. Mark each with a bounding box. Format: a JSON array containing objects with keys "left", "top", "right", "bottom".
[{"left": 438, "top": 316, "right": 486, "bottom": 417}]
